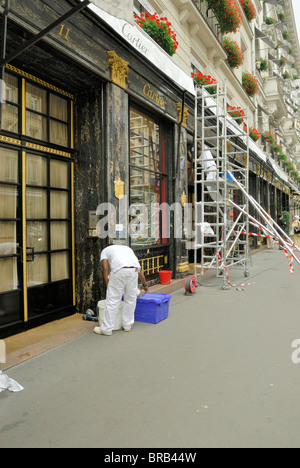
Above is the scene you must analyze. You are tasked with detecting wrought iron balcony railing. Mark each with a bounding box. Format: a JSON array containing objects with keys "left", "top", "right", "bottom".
[{"left": 190, "top": 0, "right": 224, "bottom": 46}]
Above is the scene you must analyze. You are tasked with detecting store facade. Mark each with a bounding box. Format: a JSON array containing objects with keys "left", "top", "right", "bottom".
[{"left": 0, "top": 0, "right": 194, "bottom": 337}]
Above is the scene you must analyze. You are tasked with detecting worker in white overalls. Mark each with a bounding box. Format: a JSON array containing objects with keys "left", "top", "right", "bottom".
[{"left": 94, "top": 241, "right": 149, "bottom": 336}]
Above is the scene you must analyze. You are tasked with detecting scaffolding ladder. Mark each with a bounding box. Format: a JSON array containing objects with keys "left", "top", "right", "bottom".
[{"left": 194, "top": 80, "right": 250, "bottom": 289}]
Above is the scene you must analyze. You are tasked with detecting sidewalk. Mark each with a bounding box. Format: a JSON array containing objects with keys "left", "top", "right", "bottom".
[
  {"left": 2, "top": 248, "right": 300, "bottom": 448},
  {"left": 3, "top": 279, "right": 185, "bottom": 371}
]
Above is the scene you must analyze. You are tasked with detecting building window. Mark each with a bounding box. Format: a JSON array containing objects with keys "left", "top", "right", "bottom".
[
  {"left": 26, "top": 82, "right": 70, "bottom": 147},
  {"left": 130, "top": 108, "right": 168, "bottom": 247},
  {"left": 2, "top": 74, "right": 19, "bottom": 133}
]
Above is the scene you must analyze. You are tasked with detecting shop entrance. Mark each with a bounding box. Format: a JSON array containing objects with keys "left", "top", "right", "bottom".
[{"left": 0, "top": 147, "right": 73, "bottom": 335}]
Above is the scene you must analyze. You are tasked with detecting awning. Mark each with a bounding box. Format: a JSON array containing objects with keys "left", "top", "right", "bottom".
[
  {"left": 84, "top": 2, "right": 196, "bottom": 96},
  {"left": 255, "top": 27, "right": 275, "bottom": 49}
]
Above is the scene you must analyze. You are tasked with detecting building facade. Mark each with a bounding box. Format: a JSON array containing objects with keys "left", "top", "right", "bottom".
[{"left": 0, "top": 0, "right": 299, "bottom": 337}]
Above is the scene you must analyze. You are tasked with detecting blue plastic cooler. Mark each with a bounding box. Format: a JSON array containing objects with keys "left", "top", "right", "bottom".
[{"left": 135, "top": 293, "right": 172, "bottom": 324}]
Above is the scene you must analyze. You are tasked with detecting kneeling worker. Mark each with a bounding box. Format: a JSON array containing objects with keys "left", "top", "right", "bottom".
[{"left": 94, "top": 242, "right": 149, "bottom": 336}]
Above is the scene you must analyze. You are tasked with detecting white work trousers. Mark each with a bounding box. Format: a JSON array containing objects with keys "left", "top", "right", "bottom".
[{"left": 101, "top": 268, "right": 138, "bottom": 335}]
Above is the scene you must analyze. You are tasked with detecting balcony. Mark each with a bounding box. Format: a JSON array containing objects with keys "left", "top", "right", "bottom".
[
  {"left": 263, "top": 75, "right": 288, "bottom": 118},
  {"left": 172, "top": 0, "right": 226, "bottom": 67}
]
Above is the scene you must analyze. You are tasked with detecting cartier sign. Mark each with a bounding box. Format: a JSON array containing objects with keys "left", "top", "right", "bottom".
[{"left": 143, "top": 83, "right": 167, "bottom": 109}]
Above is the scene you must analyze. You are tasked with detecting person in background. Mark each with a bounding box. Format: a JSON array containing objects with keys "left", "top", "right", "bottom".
[
  {"left": 94, "top": 241, "right": 149, "bottom": 336},
  {"left": 292, "top": 215, "right": 300, "bottom": 250}
]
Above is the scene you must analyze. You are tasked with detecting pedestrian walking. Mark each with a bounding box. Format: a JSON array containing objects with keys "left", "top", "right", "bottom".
[
  {"left": 94, "top": 241, "right": 149, "bottom": 336},
  {"left": 292, "top": 215, "right": 300, "bottom": 250}
]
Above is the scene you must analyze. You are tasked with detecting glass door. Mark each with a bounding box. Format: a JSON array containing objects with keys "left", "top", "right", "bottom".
[
  {"left": 26, "top": 153, "right": 72, "bottom": 319},
  {"left": 0, "top": 148, "right": 22, "bottom": 328}
]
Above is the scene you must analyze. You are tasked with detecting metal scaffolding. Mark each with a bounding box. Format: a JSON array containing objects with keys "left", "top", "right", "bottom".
[{"left": 194, "top": 80, "right": 250, "bottom": 289}]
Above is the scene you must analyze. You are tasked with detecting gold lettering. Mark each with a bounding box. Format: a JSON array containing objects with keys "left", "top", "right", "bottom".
[
  {"left": 143, "top": 83, "right": 167, "bottom": 109},
  {"left": 58, "top": 24, "right": 71, "bottom": 41}
]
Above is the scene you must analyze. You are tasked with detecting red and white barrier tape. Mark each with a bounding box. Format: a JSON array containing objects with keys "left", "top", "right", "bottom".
[{"left": 216, "top": 253, "right": 256, "bottom": 288}]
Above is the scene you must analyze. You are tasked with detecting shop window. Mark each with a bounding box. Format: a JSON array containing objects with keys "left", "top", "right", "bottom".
[
  {"left": 25, "top": 82, "right": 70, "bottom": 147},
  {"left": 130, "top": 108, "right": 168, "bottom": 247},
  {"left": 2, "top": 74, "right": 19, "bottom": 133}
]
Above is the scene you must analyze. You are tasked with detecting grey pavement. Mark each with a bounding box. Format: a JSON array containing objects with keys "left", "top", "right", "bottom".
[{"left": 1, "top": 248, "right": 300, "bottom": 448}]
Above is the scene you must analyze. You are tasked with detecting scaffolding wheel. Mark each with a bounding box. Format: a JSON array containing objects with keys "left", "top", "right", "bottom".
[
  {"left": 244, "top": 270, "right": 250, "bottom": 278},
  {"left": 184, "top": 276, "right": 197, "bottom": 295}
]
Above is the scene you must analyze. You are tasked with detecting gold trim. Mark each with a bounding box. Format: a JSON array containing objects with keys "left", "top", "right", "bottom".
[
  {"left": 22, "top": 78, "right": 26, "bottom": 135},
  {"left": 114, "top": 178, "right": 125, "bottom": 200},
  {"left": 0, "top": 135, "right": 21, "bottom": 145},
  {"left": 181, "top": 190, "right": 187, "bottom": 207},
  {"left": 177, "top": 261, "right": 189, "bottom": 273},
  {"left": 176, "top": 103, "right": 189, "bottom": 128},
  {"left": 70, "top": 101, "right": 74, "bottom": 150},
  {"left": 22, "top": 151, "right": 28, "bottom": 323},
  {"left": 6, "top": 64, "right": 74, "bottom": 99},
  {"left": 25, "top": 142, "right": 71, "bottom": 158},
  {"left": 71, "top": 162, "right": 76, "bottom": 307},
  {"left": 107, "top": 51, "right": 130, "bottom": 90}
]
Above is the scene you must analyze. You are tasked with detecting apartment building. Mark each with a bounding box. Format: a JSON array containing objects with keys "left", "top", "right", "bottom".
[{"left": 0, "top": 0, "right": 299, "bottom": 336}]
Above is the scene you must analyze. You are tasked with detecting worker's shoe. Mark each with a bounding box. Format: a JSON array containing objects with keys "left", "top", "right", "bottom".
[
  {"left": 93, "top": 327, "right": 112, "bottom": 336},
  {"left": 123, "top": 328, "right": 132, "bottom": 332}
]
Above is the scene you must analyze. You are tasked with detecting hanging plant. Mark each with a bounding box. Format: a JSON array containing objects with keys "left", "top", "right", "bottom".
[
  {"left": 283, "top": 71, "right": 291, "bottom": 79},
  {"left": 192, "top": 72, "right": 218, "bottom": 95},
  {"left": 278, "top": 12, "right": 286, "bottom": 22},
  {"left": 244, "top": 125, "right": 260, "bottom": 142},
  {"left": 134, "top": 12, "right": 178, "bottom": 56},
  {"left": 240, "top": 0, "right": 256, "bottom": 22},
  {"left": 262, "top": 131, "right": 277, "bottom": 145},
  {"left": 264, "top": 17, "right": 276, "bottom": 25},
  {"left": 227, "top": 105, "right": 245, "bottom": 125},
  {"left": 283, "top": 30, "right": 290, "bottom": 41},
  {"left": 279, "top": 56, "right": 287, "bottom": 67},
  {"left": 200, "top": 0, "right": 242, "bottom": 34},
  {"left": 257, "top": 58, "right": 271, "bottom": 72},
  {"left": 223, "top": 37, "right": 244, "bottom": 68},
  {"left": 242, "top": 71, "right": 259, "bottom": 97}
]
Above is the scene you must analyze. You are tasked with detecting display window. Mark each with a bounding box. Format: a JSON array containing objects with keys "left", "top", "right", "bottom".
[{"left": 130, "top": 108, "right": 168, "bottom": 247}]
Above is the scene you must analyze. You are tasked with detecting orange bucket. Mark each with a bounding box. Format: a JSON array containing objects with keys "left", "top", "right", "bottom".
[{"left": 159, "top": 270, "right": 172, "bottom": 285}]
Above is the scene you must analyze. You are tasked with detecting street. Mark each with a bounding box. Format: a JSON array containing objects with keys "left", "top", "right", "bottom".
[{"left": 1, "top": 248, "right": 300, "bottom": 448}]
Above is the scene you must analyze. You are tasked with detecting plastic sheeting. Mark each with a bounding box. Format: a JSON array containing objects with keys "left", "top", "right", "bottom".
[{"left": 0, "top": 371, "right": 24, "bottom": 393}]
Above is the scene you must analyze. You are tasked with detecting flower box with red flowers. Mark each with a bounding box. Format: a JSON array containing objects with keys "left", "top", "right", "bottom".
[
  {"left": 227, "top": 105, "right": 245, "bottom": 125},
  {"left": 244, "top": 125, "right": 260, "bottom": 142},
  {"left": 192, "top": 72, "right": 218, "bottom": 96},
  {"left": 200, "top": 0, "right": 242, "bottom": 34},
  {"left": 134, "top": 12, "right": 178, "bottom": 57},
  {"left": 240, "top": 0, "right": 257, "bottom": 22},
  {"left": 223, "top": 37, "right": 244, "bottom": 68},
  {"left": 242, "top": 71, "right": 259, "bottom": 97}
]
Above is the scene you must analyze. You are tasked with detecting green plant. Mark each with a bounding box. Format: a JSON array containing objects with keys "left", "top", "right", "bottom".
[
  {"left": 134, "top": 12, "right": 178, "bottom": 56},
  {"left": 283, "top": 30, "right": 290, "bottom": 41},
  {"left": 278, "top": 12, "right": 286, "bottom": 21},
  {"left": 240, "top": 0, "right": 256, "bottom": 22},
  {"left": 242, "top": 71, "right": 259, "bottom": 97},
  {"left": 223, "top": 37, "right": 244, "bottom": 68},
  {"left": 262, "top": 131, "right": 277, "bottom": 145},
  {"left": 192, "top": 72, "right": 218, "bottom": 95},
  {"left": 264, "top": 17, "right": 276, "bottom": 25},
  {"left": 227, "top": 105, "right": 245, "bottom": 125},
  {"left": 283, "top": 71, "right": 291, "bottom": 80},
  {"left": 258, "top": 58, "right": 270, "bottom": 72},
  {"left": 200, "top": 0, "right": 242, "bottom": 34},
  {"left": 279, "top": 56, "right": 287, "bottom": 67}
]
